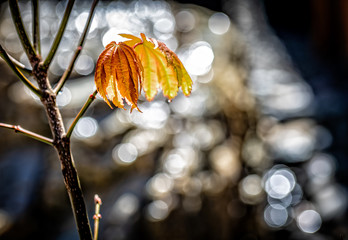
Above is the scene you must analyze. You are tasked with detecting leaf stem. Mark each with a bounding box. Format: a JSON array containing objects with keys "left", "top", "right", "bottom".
[
  {"left": 55, "top": 0, "right": 99, "bottom": 94},
  {"left": 9, "top": 0, "right": 37, "bottom": 62},
  {"left": 43, "top": 0, "right": 75, "bottom": 69},
  {"left": 0, "top": 44, "right": 41, "bottom": 97},
  {"left": 66, "top": 90, "right": 98, "bottom": 139},
  {"left": 32, "top": 0, "right": 41, "bottom": 55},
  {"left": 0, "top": 122, "right": 53, "bottom": 145},
  {"left": 93, "top": 194, "right": 102, "bottom": 240}
]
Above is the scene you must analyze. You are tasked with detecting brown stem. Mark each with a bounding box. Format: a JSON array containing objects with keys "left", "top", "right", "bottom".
[
  {"left": 8, "top": 0, "right": 95, "bottom": 238},
  {"left": 56, "top": 137, "right": 93, "bottom": 240},
  {"left": 34, "top": 65, "right": 93, "bottom": 240}
]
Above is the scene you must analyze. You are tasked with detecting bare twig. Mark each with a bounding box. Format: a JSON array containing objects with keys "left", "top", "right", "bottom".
[
  {"left": 8, "top": 54, "right": 33, "bottom": 75},
  {"left": 9, "top": 0, "right": 37, "bottom": 62},
  {"left": 0, "top": 44, "right": 41, "bottom": 97},
  {"left": 0, "top": 122, "right": 53, "bottom": 145},
  {"left": 43, "top": 0, "right": 75, "bottom": 69},
  {"left": 66, "top": 90, "right": 98, "bottom": 139},
  {"left": 93, "top": 195, "right": 102, "bottom": 240},
  {"left": 55, "top": 0, "right": 99, "bottom": 94},
  {"left": 32, "top": 0, "right": 41, "bottom": 55}
]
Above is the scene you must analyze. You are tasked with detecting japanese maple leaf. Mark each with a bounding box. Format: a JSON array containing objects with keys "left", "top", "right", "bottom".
[
  {"left": 95, "top": 33, "right": 192, "bottom": 111},
  {"left": 95, "top": 41, "right": 143, "bottom": 111},
  {"left": 121, "top": 33, "right": 192, "bottom": 101}
]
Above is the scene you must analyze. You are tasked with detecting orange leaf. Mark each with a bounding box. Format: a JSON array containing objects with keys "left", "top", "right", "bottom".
[{"left": 94, "top": 41, "right": 143, "bottom": 111}]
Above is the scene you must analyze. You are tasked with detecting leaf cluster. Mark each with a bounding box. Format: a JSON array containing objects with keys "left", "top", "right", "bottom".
[{"left": 95, "top": 33, "right": 192, "bottom": 111}]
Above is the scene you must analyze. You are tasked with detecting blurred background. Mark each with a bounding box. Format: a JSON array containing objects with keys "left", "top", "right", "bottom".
[{"left": 0, "top": 0, "right": 347, "bottom": 239}]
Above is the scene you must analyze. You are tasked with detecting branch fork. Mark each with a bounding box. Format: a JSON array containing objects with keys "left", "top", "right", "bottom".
[{"left": 0, "top": 1, "right": 100, "bottom": 239}]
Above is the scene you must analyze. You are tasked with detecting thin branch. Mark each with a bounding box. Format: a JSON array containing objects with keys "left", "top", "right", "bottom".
[
  {"left": 8, "top": 54, "right": 33, "bottom": 75},
  {"left": 9, "top": 0, "right": 37, "bottom": 62},
  {"left": 66, "top": 90, "right": 98, "bottom": 139},
  {"left": 0, "top": 122, "right": 53, "bottom": 145},
  {"left": 43, "top": 0, "right": 75, "bottom": 69},
  {"left": 93, "top": 194, "right": 102, "bottom": 240},
  {"left": 0, "top": 44, "right": 41, "bottom": 97},
  {"left": 54, "top": 0, "right": 99, "bottom": 94},
  {"left": 32, "top": 0, "right": 41, "bottom": 55}
]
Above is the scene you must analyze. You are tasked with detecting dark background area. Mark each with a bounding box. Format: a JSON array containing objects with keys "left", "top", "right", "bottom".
[
  {"left": 261, "top": 0, "right": 348, "bottom": 186},
  {"left": 188, "top": 0, "right": 348, "bottom": 186},
  {"left": 188, "top": 0, "right": 348, "bottom": 235}
]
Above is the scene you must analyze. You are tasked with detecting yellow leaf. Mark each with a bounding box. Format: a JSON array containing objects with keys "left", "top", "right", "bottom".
[{"left": 121, "top": 33, "right": 192, "bottom": 101}]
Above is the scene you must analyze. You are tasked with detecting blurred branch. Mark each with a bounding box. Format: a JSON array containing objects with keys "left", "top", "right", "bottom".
[
  {"left": 55, "top": 0, "right": 99, "bottom": 94},
  {"left": 43, "top": 0, "right": 75, "bottom": 69},
  {"left": 9, "top": 0, "right": 37, "bottom": 62},
  {"left": 0, "top": 122, "right": 53, "bottom": 145},
  {"left": 0, "top": 44, "right": 41, "bottom": 97},
  {"left": 93, "top": 194, "right": 102, "bottom": 240},
  {"left": 32, "top": 0, "right": 41, "bottom": 55},
  {"left": 66, "top": 90, "right": 98, "bottom": 139}
]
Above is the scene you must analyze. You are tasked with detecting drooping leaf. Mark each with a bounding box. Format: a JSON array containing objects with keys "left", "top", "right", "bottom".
[
  {"left": 95, "top": 33, "right": 192, "bottom": 112},
  {"left": 120, "top": 33, "right": 192, "bottom": 101},
  {"left": 156, "top": 40, "right": 192, "bottom": 97},
  {"left": 94, "top": 41, "right": 142, "bottom": 111},
  {"left": 95, "top": 42, "right": 114, "bottom": 108}
]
